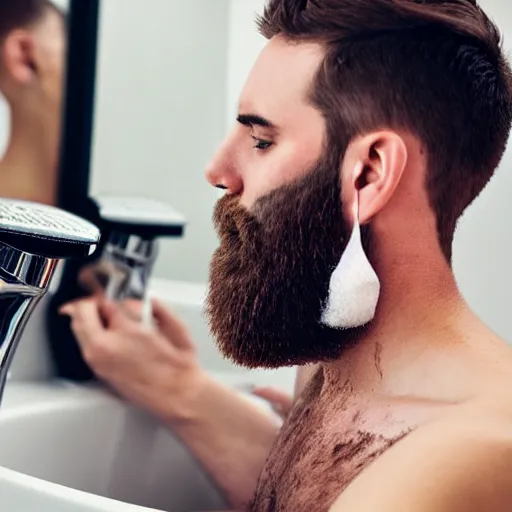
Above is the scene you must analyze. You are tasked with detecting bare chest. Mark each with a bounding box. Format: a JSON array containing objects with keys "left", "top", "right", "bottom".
[{"left": 249, "top": 375, "right": 412, "bottom": 512}]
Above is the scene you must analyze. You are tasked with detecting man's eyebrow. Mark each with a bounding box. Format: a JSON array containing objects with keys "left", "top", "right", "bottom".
[{"left": 236, "top": 113, "right": 277, "bottom": 129}]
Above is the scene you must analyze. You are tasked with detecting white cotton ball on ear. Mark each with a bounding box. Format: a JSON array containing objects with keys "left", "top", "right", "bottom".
[{"left": 321, "top": 219, "right": 380, "bottom": 329}]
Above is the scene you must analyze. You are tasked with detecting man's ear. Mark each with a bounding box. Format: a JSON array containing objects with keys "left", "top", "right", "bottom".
[
  {"left": 1, "top": 30, "right": 38, "bottom": 85},
  {"left": 341, "top": 131, "right": 408, "bottom": 225}
]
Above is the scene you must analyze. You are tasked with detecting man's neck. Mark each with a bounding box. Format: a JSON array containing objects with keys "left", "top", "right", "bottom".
[
  {"left": 0, "top": 105, "right": 61, "bottom": 205},
  {"left": 322, "top": 253, "right": 509, "bottom": 406}
]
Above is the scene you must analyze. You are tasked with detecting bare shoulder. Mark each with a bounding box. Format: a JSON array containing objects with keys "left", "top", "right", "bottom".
[{"left": 329, "top": 389, "right": 512, "bottom": 512}]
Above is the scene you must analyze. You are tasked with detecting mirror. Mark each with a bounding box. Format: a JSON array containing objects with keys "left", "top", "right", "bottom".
[
  {"left": 0, "top": 0, "right": 69, "bottom": 206},
  {"left": 0, "top": 0, "right": 79, "bottom": 382},
  {"left": 0, "top": 0, "right": 104, "bottom": 383}
]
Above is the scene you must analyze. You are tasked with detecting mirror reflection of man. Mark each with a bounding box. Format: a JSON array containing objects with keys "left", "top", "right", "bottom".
[
  {"left": 0, "top": 0, "right": 66, "bottom": 206},
  {"left": 63, "top": 0, "right": 512, "bottom": 511}
]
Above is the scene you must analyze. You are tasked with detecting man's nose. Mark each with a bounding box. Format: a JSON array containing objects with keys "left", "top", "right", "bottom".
[{"left": 205, "top": 142, "right": 243, "bottom": 195}]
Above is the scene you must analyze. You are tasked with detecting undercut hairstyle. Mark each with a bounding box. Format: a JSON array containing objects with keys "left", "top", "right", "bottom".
[{"left": 258, "top": 0, "right": 512, "bottom": 261}]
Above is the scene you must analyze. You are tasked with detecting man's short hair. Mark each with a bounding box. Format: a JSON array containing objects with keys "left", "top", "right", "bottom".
[
  {"left": 0, "top": 0, "right": 63, "bottom": 42},
  {"left": 259, "top": 0, "right": 512, "bottom": 261}
]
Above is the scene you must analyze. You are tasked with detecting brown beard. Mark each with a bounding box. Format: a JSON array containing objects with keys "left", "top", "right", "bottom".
[{"left": 205, "top": 156, "right": 370, "bottom": 369}]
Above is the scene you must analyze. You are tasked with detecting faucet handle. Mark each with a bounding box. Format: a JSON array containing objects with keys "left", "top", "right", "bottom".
[
  {"left": 0, "top": 199, "right": 100, "bottom": 259},
  {"left": 81, "top": 195, "right": 185, "bottom": 322},
  {"left": 92, "top": 195, "right": 186, "bottom": 239}
]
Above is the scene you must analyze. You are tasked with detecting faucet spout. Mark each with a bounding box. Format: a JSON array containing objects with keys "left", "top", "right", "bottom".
[
  {"left": 0, "top": 198, "right": 100, "bottom": 406},
  {"left": 0, "top": 243, "right": 58, "bottom": 405}
]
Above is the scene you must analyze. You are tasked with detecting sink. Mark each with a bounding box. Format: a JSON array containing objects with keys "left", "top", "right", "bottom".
[
  {"left": 0, "top": 277, "right": 296, "bottom": 511},
  {"left": 0, "top": 377, "right": 285, "bottom": 512}
]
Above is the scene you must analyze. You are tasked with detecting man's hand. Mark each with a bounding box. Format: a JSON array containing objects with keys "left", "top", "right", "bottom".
[
  {"left": 60, "top": 296, "right": 281, "bottom": 509},
  {"left": 59, "top": 296, "right": 206, "bottom": 421},
  {"left": 252, "top": 387, "right": 293, "bottom": 420}
]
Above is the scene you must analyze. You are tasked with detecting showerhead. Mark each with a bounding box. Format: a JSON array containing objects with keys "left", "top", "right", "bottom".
[
  {"left": 0, "top": 199, "right": 101, "bottom": 405},
  {"left": 0, "top": 199, "right": 100, "bottom": 259}
]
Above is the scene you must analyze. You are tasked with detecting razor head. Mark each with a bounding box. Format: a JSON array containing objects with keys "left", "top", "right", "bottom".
[{"left": 0, "top": 199, "right": 100, "bottom": 259}]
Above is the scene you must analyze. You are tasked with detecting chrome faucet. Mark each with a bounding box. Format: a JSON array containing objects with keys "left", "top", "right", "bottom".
[
  {"left": 48, "top": 194, "right": 185, "bottom": 381},
  {"left": 92, "top": 232, "right": 158, "bottom": 303},
  {"left": 80, "top": 232, "right": 158, "bottom": 325},
  {"left": 77, "top": 195, "right": 185, "bottom": 324},
  {"left": 0, "top": 198, "right": 100, "bottom": 405}
]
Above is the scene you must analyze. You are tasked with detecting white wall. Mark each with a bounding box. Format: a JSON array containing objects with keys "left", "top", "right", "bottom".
[
  {"left": 226, "top": 0, "right": 267, "bottom": 131},
  {"left": 452, "top": 0, "right": 512, "bottom": 342},
  {"left": 90, "top": 0, "right": 229, "bottom": 283}
]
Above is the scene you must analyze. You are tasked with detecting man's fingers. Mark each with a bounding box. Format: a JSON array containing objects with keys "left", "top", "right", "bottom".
[
  {"left": 98, "top": 299, "right": 140, "bottom": 330},
  {"left": 252, "top": 387, "right": 294, "bottom": 418},
  {"left": 78, "top": 265, "right": 105, "bottom": 295},
  {"left": 151, "top": 298, "right": 195, "bottom": 351},
  {"left": 60, "top": 298, "right": 106, "bottom": 345},
  {"left": 118, "top": 298, "right": 144, "bottom": 323},
  {"left": 78, "top": 261, "right": 117, "bottom": 295},
  {"left": 58, "top": 302, "right": 75, "bottom": 316},
  {"left": 61, "top": 297, "right": 195, "bottom": 357}
]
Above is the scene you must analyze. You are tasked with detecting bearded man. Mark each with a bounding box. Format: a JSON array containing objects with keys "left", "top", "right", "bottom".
[{"left": 63, "top": 1, "right": 512, "bottom": 510}]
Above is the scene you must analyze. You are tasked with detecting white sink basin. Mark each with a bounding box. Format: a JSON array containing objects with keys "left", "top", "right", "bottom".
[
  {"left": 0, "top": 377, "right": 286, "bottom": 512},
  {"left": 0, "top": 276, "right": 296, "bottom": 511}
]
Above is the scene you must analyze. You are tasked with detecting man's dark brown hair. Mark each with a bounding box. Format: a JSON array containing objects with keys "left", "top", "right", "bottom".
[
  {"left": 0, "top": 0, "right": 62, "bottom": 42},
  {"left": 258, "top": 0, "right": 512, "bottom": 261}
]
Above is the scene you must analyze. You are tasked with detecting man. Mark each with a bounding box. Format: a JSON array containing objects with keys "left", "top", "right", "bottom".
[
  {"left": 0, "top": 0, "right": 66, "bottom": 205},
  {"left": 61, "top": 0, "right": 512, "bottom": 510}
]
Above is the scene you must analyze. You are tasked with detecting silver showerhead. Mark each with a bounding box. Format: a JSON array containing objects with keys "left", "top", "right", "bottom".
[
  {"left": 0, "top": 199, "right": 100, "bottom": 259},
  {"left": 0, "top": 199, "right": 101, "bottom": 406}
]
